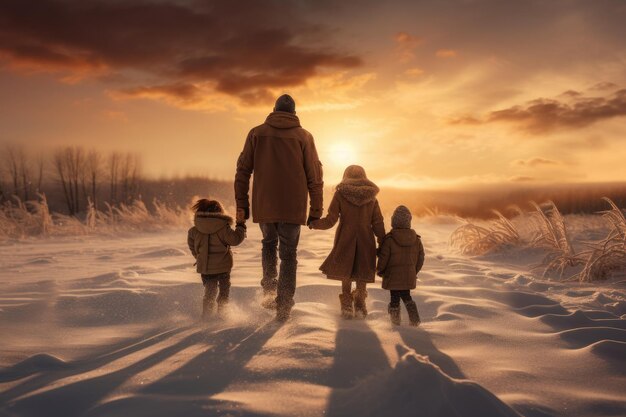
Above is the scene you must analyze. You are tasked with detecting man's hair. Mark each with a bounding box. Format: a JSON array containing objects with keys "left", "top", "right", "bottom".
[
  {"left": 191, "top": 198, "right": 224, "bottom": 213},
  {"left": 274, "top": 94, "right": 296, "bottom": 113}
]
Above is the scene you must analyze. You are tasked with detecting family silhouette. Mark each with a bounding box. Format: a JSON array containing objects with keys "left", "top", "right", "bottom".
[{"left": 188, "top": 94, "right": 425, "bottom": 325}]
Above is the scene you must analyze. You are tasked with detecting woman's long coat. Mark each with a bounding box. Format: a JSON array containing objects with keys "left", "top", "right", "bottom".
[{"left": 311, "top": 180, "right": 385, "bottom": 282}]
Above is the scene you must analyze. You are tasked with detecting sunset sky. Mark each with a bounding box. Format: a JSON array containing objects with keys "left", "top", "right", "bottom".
[{"left": 1, "top": 0, "right": 625, "bottom": 187}]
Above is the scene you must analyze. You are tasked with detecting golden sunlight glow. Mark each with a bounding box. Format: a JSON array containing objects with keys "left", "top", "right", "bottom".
[{"left": 328, "top": 142, "right": 358, "bottom": 168}]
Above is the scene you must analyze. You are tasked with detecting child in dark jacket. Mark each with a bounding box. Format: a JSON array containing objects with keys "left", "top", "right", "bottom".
[
  {"left": 377, "top": 205, "right": 425, "bottom": 326},
  {"left": 187, "top": 199, "right": 246, "bottom": 319}
]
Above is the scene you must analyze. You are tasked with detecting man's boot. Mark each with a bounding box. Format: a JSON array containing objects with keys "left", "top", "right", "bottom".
[
  {"left": 339, "top": 293, "right": 354, "bottom": 319},
  {"left": 275, "top": 298, "right": 294, "bottom": 323},
  {"left": 261, "top": 241, "right": 278, "bottom": 309},
  {"left": 260, "top": 278, "right": 278, "bottom": 310},
  {"left": 405, "top": 300, "right": 421, "bottom": 327},
  {"left": 353, "top": 288, "right": 368, "bottom": 319},
  {"left": 388, "top": 304, "right": 401, "bottom": 326}
]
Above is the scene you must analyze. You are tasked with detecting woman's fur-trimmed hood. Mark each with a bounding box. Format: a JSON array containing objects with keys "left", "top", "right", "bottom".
[
  {"left": 336, "top": 179, "right": 380, "bottom": 206},
  {"left": 193, "top": 212, "right": 233, "bottom": 234},
  {"left": 336, "top": 165, "right": 379, "bottom": 206}
]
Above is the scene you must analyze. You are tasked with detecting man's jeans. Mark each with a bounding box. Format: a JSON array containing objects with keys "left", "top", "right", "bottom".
[{"left": 259, "top": 223, "right": 301, "bottom": 308}]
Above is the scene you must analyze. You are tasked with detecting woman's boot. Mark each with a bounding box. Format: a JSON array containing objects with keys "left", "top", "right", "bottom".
[
  {"left": 405, "top": 300, "right": 421, "bottom": 326},
  {"left": 388, "top": 304, "right": 401, "bottom": 325},
  {"left": 353, "top": 288, "right": 368, "bottom": 319},
  {"left": 339, "top": 293, "right": 354, "bottom": 319}
]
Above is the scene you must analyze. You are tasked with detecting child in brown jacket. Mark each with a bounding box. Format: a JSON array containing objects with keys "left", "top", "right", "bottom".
[
  {"left": 377, "top": 205, "right": 425, "bottom": 326},
  {"left": 310, "top": 165, "right": 385, "bottom": 319},
  {"left": 187, "top": 199, "right": 246, "bottom": 319}
]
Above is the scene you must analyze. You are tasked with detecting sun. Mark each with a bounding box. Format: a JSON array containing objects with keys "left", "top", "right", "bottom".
[{"left": 328, "top": 142, "right": 358, "bottom": 168}]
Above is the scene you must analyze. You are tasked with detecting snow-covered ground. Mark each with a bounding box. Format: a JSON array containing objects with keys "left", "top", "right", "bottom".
[{"left": 0, "top": 220, "right": 625, "bottom": 417}]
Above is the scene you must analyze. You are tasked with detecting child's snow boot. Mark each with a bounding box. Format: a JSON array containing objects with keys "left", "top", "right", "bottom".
[
  {"left": 388, "top": 304, "right": 401, "bottom": 326},
  {"left": 405, "top": 300, "right": 421, "bottom": 327},
  {"left": 217, "top": 297, "right": 230, "bottom": 319},
  {"left": 261, "top": 291, "right": 277, "bottom": 310},
  {"left": 339, "top": 293, "right": 354, "bottom": 319},
  {"left": 353, "top": 289, "right": 368, "bottom": 319},
  {"left": 202, "top": 298, "right": 215, "bottom": 320}
]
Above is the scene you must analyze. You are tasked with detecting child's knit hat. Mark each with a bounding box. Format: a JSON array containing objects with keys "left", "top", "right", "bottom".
[{"left": 391, "top": 205, "right": 412, "bottom": 229}]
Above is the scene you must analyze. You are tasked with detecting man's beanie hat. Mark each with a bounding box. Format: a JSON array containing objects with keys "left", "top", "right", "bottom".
[{"left": 274, "top": 94, "right": 296, "bottom": 113}]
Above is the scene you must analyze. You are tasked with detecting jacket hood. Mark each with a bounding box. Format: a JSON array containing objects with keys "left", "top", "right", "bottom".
[
  {"left": 265, "top": 111, "right": 301, "bottom": 129},
  {"left": 336, "top": 179, "right": 380, "bottom": 206},
  {"left": 389, "top": 228, "right": 419, "bottom": 247},
  {"left": 194, "top": 212, "right": 233, "bottom": 234}
]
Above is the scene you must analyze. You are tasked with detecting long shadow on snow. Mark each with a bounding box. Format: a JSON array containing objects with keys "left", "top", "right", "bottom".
[
  {"left": 0, "top": 326, "right": 190, "bottom": 402},
  {"left": 395, "top": 326, "right": 465, "bottom": 379},
  {"left": 2, "top": 324, "right": 273, "bottom": 417},
  {"left": 325, "top": 319, "right": 391, "bottom": 416},
  {"left": 82, "top": 320, "right": 284, "bottom": 417},
  {"left": 141, "top": 320, "right": 282, "bottom": 396},
  {"left": 397, "top": 324, "right": 558, "bottom": 417}
]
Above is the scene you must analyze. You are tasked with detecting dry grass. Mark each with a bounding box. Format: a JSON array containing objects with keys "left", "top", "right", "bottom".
[
  {"left": 0, "top": 195, "right": 191, "bottom": 239},
  {"left": 450, "top": 209, "right": 521, "bottom": 255},
  {"left": 528, "top": 201, "right": 586, "bottom": 279},
  {"left": 451, "top": 198, "right": 626, "bottom": 282},
  {"left": 577, "top": 198, "right": 626, "bottom": 282}
]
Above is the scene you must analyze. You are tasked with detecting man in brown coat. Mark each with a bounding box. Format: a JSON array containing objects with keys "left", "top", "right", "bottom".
[{"left": 235, "top": 94, "right": 324, "bottom": 321}]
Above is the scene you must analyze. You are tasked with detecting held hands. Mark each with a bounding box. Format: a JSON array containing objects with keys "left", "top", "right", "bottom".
[
  {"left": 236, "top": 207, "right": 249, "bottom": 224},
  {"left": 307, "top": 215, "right": 320, "bottom": 229}
]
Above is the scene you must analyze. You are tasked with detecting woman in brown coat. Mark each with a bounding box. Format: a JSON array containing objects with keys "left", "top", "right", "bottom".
[
  {"left": 377, "top": 205, "right": 425, "bottom": 326},
  {"left": 310, "top": 165, "right": 385, "bottom": 318}
]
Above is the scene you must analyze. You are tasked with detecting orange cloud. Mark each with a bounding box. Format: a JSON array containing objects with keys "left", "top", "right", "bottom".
[
  {"left": 512, "top": 157, "right": 560, "bottom": 167},
  {"left": 452, "top": 88, "right": 626, "bottom": 133},
  {"left": 0, "top": 0, "right": 361, "bottom": 106},
  {"left": 436, "top": 49, "right": 458, "bottom": 58},
  {"left": 403, "top": 67, "right": 424, "bottom": 77},
  {"left": 393, "top": 31, "right": 422, "bottom": 63}
]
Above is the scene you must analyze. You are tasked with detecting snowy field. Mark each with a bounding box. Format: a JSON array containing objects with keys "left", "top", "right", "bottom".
[{"left": 0, "top": 219, "right": 625, "bottom": 417}]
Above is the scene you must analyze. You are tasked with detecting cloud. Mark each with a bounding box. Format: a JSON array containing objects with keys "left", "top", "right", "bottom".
[
  {"left": 403, "top": 67, "right": 424, "bottom": 78},
  {"left": 508, "top": 176, "right": 535, "bottom": 182},
  {"left": 0, "top": 0, "right": 361, "bottom": 106},
  {"left": 393, "top": 31, "right": 422, "bottom": 63},
  {"left": 512, "top": 157, "right": 560, "bottom": 167},
  {"left": 452, "top": 88, "right": 626, "bottom": 133},
  {"left": 435, "top": 49, "right": 457, "bottom": 58},
  {"left": 102, "top": 110, "right": 128, "bottom": 123},
  {"left": 114, "top": 83, "right": 202, "bottom": 103},
  {"left": 590, "top": 81, "right": 618, "bottom": 91}
]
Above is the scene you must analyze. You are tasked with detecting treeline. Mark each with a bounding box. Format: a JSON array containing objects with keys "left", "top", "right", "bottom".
[
  {"left": 379, "top": 182, "right": 626, "bottom": 219},
  {"left": 0, "top": 145, "right": 232, "bottom": 216}
]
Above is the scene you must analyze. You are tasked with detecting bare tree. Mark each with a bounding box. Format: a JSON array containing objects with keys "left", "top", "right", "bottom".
[
  {"left": 69, "top": 147, "right": 85, "bottom": 213},
  {"left": 17, "top": 148, "right": 32, "bottom": 201},
  {"left": 54, "top": 148, "right": 74, "bottom": 215},
  {"left": 5, "top": 146, "right": 20, "bottom": 197},
  {"left": 0, "top": 150, "right": 6, "bottom": 203},
  {"left": 35, "top": 153, "right": 45, "bottom": 194},
  {"left": 108, "top": 152, "right": 120, "bottom": 205},
  {"left": 53, "top": 146, "right": 87, "bottom": 215},
  {"left": 86, "top": 150, "right": 102, "bottom": 209},
  {"left": 3, "top": 145, "right": 34, "bottom": 201},
  {"left": 107, "top": 151, "right": 142, "bottom": 205}
]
